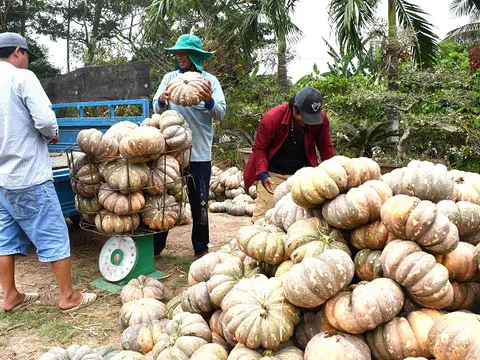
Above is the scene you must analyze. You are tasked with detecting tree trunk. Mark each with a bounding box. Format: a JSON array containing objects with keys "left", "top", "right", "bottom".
[
  {"left": 87, "top": 0, "right": 104, "bottom": 64},
  {"left": 67, "top": 0, "right": 71, "bottom": 72},
  {"left": 387, "top": 0, "right": 399, "bottom": 139},
  {"left": 20, "top": 0, "right": 26, "bottom": 36},
  {"left": 277, "top": 32, "right": 288, "bottom": 95}
]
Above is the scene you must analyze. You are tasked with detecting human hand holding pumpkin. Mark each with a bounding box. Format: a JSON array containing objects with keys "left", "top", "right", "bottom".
[
  {"left": 198, "top": 80, "right": 213, "bottom": 106},
  {"left": 160, "top": 89, "right": 170, "bottom": 105}
]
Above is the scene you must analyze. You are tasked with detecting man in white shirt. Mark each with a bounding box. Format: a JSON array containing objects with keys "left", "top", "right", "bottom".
[{"left": 0, "top": 33, "right": 96, "bottom": 312}]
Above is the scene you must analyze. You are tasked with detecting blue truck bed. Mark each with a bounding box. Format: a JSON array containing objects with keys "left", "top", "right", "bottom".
[{"left": 50, "top": 99, "right": 150, "bottom": 218}]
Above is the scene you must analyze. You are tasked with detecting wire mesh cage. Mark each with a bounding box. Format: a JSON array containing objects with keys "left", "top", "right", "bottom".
[{"left": 66, "top": 143, "right": 192, "bottom": 237}]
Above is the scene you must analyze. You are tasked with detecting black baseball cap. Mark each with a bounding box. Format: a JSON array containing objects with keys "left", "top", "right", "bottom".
[
  {"left": 295, "top": 87, "right": 324, "bottom": 125},
  {"left": 0, "top": 32, "right": 39, "bottom": 63}
]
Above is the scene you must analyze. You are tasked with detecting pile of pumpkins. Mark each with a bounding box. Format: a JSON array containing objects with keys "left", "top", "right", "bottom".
[
  {"left": 208, "top": 166, "right": 257, "bottom": 217},
  {"left": 41, "top": 156, "right": 480, "bottom": 359},
  {"left": 70, "top": 110, "right": 193, "bottom": 235}
]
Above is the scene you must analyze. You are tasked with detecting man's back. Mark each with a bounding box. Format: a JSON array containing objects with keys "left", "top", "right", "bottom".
[{"left": 0, "top": 61, "right": 57, "bottom": 189}]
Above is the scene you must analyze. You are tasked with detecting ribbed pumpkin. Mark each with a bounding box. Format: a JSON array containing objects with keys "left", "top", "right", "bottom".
[
  {"left": 102, "top": 160, "right": 150, "bottom": 194},
  {"left": 324, "top": 278, "right": 405, "bottom": 334},
  {"left": 188, "top": 252, "right": 237, "bottom": 285},
  {"left": 450, "top": 169, "right": 480, "bottom": 204},
  {"left": 151, "top": 312, "right": 212, "bottom": 360},
  {"left": 237, "top": 223, "right": 287, "bottom": 265},
  {"left": 120, "top": 275, "right": 165, "bottom": 304},
  {"left": 209, "top": 310, "right": 237, "bottom": 347},
  {"left": 75, "top": 194, "right": 103, "bottom": 214},
  {"left": 227, "top": 202, "right": 246, "bottom": 216},
  {"left": 119, "top": 298, "right": 167, "bottom": 328},
  {"left": 248, "top": 185, "right": 257, "bottom": 199},
  {"left": 380, "top": 195, "right": 459, "bottom": 254},
  {"left": 210, "top": 177, "right": 225, "bottom": 195},
  {"left": 228, "top": 342, "right": 304, "bottom": 360},
  {"left": 434, "top": 241, "right": 479, "bottom": 282},
  {"left": 444, "top": 281, "right": 479, "bottom": 310},
  {"left": 380, "top": 240, "right": 453, "bottom": 309},
  {"left": 190, "top": 344, "right": 228, "bottom": 360},
  {"left": 119, "top": 126, "right": 165, "bottom": 163},
  {"left": 274, "top": 260, "right": 294, "bottom": 279},
  {"left": 98, "top": 183, "right": 145, "bottom": 215},
  {"left": 427, "top": 312, "right": 480, "bottom": 360},
  {"left": 207, "top": 256, "right": 263, "bottom": 307},
  {"left": 166, "top": 72, "right": 205, "bottom": 107},
  {"left": 177, "top": 203, "right": 192, "bottom": 226},
  {"left": 322, "top": 180, "right": 393, "bottom": 230},
  {"left": 435, "top": 200, "right": 480, "bottom": 243},
  {"left": 105, "top": 121, "right": 139, "bottom": 143},
  {"left": 295, "top": 311, "right": 333, "bottom": 350},
  {"left": 142, "top": 194, "right": 179, "bottom": 230},
  {"left": 95, "top": 210, "right": 140, "bottom": 234},
  {"left": 110, "top": 351, "right": 145, "bottom": 360},
  {"left": 218, "top": 239, "right": 244, "bottom": 259},
  {"left": 291, "top": 156, "right": 381, "bottom": 209},
  {"left": 283, "top": 249, "right": 355, "bottom": 308},
  {"left": 365, "top": 308, "right": 444, "bottom": 360},
  {"left": 94, "top": 345, "right": 121, "bottom": 359},
  {"left": 225, "top": 187, "right": 245, "bottom": 199},
  {"left": 221, "top": 275, "right": 300, "bottom": 350},
  {"left": 475, "top": 243, "right": 480, "bottom": 271},
  {"left": 121, "top": 319, "right": 169, "bottom": 354},
  {"left": 180, "top": 282, "right": 215, "bottom": 316},
  {"left": 350, "top": 219, "right": 395, "bottom": 250},
  {"left": 354, "top": 249, "right": 383, "bottom": 281},
  {"left": 245, "top": 203, "right": 255, "bottom": 217},
  {"left": 142, "top": 111, "right": 191, "bottom": 150},
  {"left": 219, "top": 167, "right": 241, "bottom": 189},
  {"left": 39, "top": 345, "right": 103, "bottom": 360},
  {"left": 208, "top": 202, "right": 228, "bottom": 213},
  {"left": 146, "top": 155, "right": 181, "bottom": 196},
  {"left": 70, "top": 154, "right": 102, "bottom": 197},
  {"left": 77, "top": 128, "right": 119, "bottom": 162},
  {"left": 265, "top": 193, "right": 322, "bottom": 232},
  {"left": 166, "top": 293, "right": 184, "bottom": 320},
  {"left": 304, "top": 331, "right": 372, "bottom": 360},
  {"left": 382, "top": 160, "right": 455, "bottom": 203},
  {"left": 285, "top": 217, "right": 350, "bottom": 264}
]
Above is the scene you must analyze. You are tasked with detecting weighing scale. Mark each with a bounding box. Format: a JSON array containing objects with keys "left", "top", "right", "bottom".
[{"left": 91, "top": 234, "right": 165, "bottom": 293}]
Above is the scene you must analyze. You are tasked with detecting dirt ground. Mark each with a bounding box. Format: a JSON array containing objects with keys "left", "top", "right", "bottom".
[{"left": 0, "top": 213, "right": 252, "bottom": 360}]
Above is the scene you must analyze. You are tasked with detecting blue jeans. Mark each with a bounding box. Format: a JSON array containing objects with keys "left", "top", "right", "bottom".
[
  {"left": 0, "top": 180, "right": 70, "bottom": 262},
  {"left": 154, "top": 161, "right": 211, "bottom": 255}
]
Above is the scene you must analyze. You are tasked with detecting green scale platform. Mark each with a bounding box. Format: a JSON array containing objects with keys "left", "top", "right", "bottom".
[{"left": 92, "top": 234, "right": 164, "bottom": 294}]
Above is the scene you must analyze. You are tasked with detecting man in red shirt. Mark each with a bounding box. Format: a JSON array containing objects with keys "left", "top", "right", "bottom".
[{"left": 243, "top": 87, "right": 334, "bottom": 221}]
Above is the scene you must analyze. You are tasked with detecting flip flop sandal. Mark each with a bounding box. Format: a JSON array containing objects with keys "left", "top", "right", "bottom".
[
  {"left": 7, "top": 292, "right": 40, "bottom": 312},
  {"left": 61, "top": 292, "right": 97, "bottom": 314}
]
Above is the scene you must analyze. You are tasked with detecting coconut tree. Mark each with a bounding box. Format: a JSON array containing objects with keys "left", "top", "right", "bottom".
[{"left": 446, "top": 0, "right": 480, "bottom": 42}]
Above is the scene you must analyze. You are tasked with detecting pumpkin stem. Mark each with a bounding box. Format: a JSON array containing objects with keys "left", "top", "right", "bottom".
[{"left": 259, "top": 304, "right": 269, "bottom": 317}]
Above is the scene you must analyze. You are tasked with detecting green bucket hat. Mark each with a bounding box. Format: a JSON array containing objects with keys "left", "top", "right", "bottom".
[{"left": 165, "top": 34, "right": 213, "bottom": 72}]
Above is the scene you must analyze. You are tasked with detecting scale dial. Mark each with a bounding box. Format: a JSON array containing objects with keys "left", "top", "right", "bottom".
[{"left": 99, "top": 236, "right": 138, "bottom": 282}]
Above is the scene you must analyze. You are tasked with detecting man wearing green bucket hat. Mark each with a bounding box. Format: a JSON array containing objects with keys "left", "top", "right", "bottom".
[{"left": 153, "top": 34, "right": 226, "bottom": 260}]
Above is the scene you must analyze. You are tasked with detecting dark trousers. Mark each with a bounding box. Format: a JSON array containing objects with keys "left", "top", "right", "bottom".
[{"left": 154, "top": 161, "right": 211, "bottom": 255}]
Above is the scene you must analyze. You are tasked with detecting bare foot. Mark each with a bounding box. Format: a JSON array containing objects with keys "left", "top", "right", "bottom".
[
  {"left": 58, "top": 292, "right": 83, "bottom": 311},
  {"left": 2, "top": 292, "right": 25, "bottom": 311}
]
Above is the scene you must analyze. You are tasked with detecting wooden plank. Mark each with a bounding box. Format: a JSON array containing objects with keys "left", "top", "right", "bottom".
[{"left": 40, "top": 62, "right": 151, "bottom": 103}]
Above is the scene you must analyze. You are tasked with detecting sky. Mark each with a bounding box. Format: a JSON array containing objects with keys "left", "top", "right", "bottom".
[{"left": 37, "top": 0, "right": 471, "bottom": 82}]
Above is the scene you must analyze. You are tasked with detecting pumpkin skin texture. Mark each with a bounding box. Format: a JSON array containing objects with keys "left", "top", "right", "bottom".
[
  {"left": 324, "top": 278, "right": 405, "bottom": 334},
  {"left": 144, "top": 110, "right": 192, "bottom": 151},
  {"left": 354, "top": 249, "right": 383, "bottom": 281},
  {"left": 95, "top": 210, "right": 140, "bottom": 235},
  {"left": 94, "top": 345, "right": 121, "bottom": 359},
  {"left": 39, "top": 345, "right": 103, "bottom": 360},
  {"left": 119, "top": 298, "right": 167, "bottom": 328},
  {"left": 427, "top": 311, "right": 480, "bottom": 360},
  {"left": 380, "top": 240, "right": 454, "bottom": 309},
  {"left": 190, "top": 343, "right": 228, "bottom": 360},
  {"left": 227, "top": 202, "right": 247, "bottom": 216},
  {"left": 382, "top": 160, "right": 455, "bottom": 203},
  {"left": 221, "top": 274, "right": 301, "bottom": 350},
  {"left": 291, "top": 156, "right": 381, "bottom": 209},
  {"left": 188, "top": 252, "right": 237, "bottom": 285},
  {"left": 225, "top": 187, "right": 245, "bottom": 199},
  {"left": 142, "top": 194, "right": 180, "bottom": 230},
  {"left": 219, "top": 167, "right": 241, "bottom": 189},
  {"left": 475, "top": 243, "right": 480, "bottom": 271},
  {"left": 177, "top": 203, "right": 192, "bottom": 225},
  {"left": 365, "top": 308, "right": 444, "bottom": 360},
  {"left": 152, "top": 312, "right": 212, "bottom": 360},
  {"left": 120, "top": 275, "right": 165, "bottom": 304},
  {"left": 237, "top": 223, "right": 287, "bottom": 265},
  {"left": 285, "top": 217, "right": 350, "bottom": 264},
  {"left": 77, "top": 128, "right": 119, "bottom": 162},
  {"left": 121, "top": 319, "right": 170, "bottom": 354},
  {"left": 444, "top": 281, "right": 479, "bottom": 311},
  {"left": 304, "top": 331, "right": 372, "bottom": 360},
  {"left": 207, "top": 256, "right": 263, "bottom": 308},
  {"left": 283, "top": 249, "right": 355, "bottom": 309},
  {"left": 209, "top": 202, "right": 228, "bottom": 213},
  {"left": 274, "top": 260, "right": 294, "bottom": 279},
  {"left": 322, "top": 180, "right": 393, "bottom": 230},
  {"left": 70, "top": 154, "right": 103, "bottom": 197},
  {"left": 75, "top": 194, "right": 103, "bottom": 214},
  {"left": 146, "top": 155, "right": 181, "bottom": 196},
  {"left": 450, "top": 169, "right": 480, "bottom": 204},
  {"left": 210, "top": 177, "right": 225, "bottom": 195},
  {"left": 181, "top": 281, "right": 215, "bottom": 316},
  {"left": 436, "top": 200, "right": 480, "bottom": 240},
  {"left": 166, "top": 72, "right": 205, "bottom": 107},
  {"left": 209, "top": 310, "right": 237, "bottom": 347},
  {"left": 350, "top": 219, "right": 395, "bottom": 250},
  {"left": 218, "top": 239, "right": 245, "bottom": 259},
  {"left": 102, "top": 159, "right": 150, "bottom": 194},
  {"left": 227, "top": 342, "right": 304, "bottom": 360},
  {"left": 435, "top": 241, "right": 480, "bottom": 282},
  {"left": 105, "top": 121, "right": 139, "bottom": 143},
  {"left": 380, "top": 195, "right": 459, "bottom": 255},
  {"left": 295, "top": 311, "right": 333, "bottom": 350},
  {"left": 98, "top": 183, "right": 145, "bottom": 215},
  {"left": 166, "top": 293, "right": 184, "bottom": 320},
  {"left": 110, "top": 351, "right": 146, "bottom": 360}
]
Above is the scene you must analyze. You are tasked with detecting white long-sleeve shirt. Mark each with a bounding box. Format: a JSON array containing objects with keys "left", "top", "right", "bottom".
[{"left": 0, "top": 61, "right": 58, "bottom": 189}]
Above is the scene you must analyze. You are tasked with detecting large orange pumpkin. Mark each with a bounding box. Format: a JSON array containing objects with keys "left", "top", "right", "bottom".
[
  {"left": 102, "top": 159, "right": 150, "bottom": 194},
  {"left": 350, "top": 219, "right": 395, "bottom": 250},
  {"left": 98, "top": 183, "right": 145, "bottom": 215},
  {"left": 434, "top": 241, "right": 480, "bottom": 282},
  {"left": 436, "top": 200, "right": 480, "bottom": 244},
  {"left": 141, "top": 194, "right": 179, "bottom": 230}
]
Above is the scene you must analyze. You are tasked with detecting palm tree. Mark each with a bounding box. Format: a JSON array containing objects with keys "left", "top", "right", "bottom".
[
  {"left": 328, "top": 0, "right": 439, "bottom": 132},
  {"left": 446, "top": 0, "right": 480, "bottom": 42}
]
